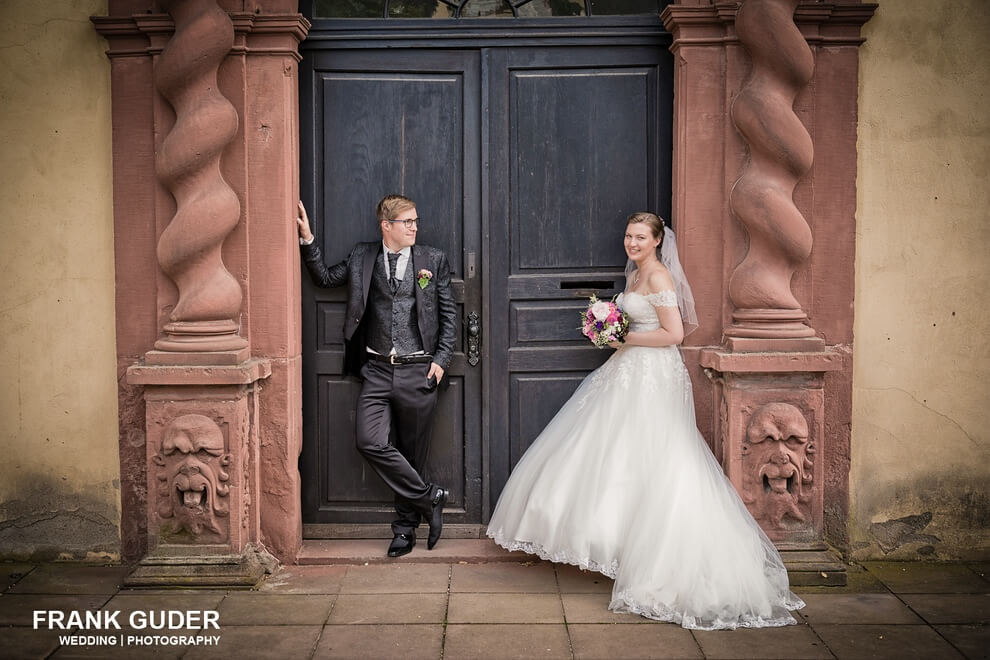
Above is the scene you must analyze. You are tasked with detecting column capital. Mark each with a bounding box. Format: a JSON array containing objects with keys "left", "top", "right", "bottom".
[
  {"left": 92, "top": 12, "right": 310, "bottom": 59},
  {"left": 661, "top": 1, "right": 878, "bottom": 48}
]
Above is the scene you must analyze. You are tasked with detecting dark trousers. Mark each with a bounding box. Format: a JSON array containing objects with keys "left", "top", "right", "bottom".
[{"left": 356, "top": 360, "right": 440, "bottom": 536}]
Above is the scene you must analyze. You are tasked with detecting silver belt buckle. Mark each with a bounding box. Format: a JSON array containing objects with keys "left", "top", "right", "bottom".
[{"left": 389, "top": 354, "right": 400, "bottom": 365}]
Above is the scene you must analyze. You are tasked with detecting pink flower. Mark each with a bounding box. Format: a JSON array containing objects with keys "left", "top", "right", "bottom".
[{"left": 590, "top": 300, "right": 611, "bottom": 321}]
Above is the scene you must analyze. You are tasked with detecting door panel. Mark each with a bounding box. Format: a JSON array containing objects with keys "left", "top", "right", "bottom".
[
  {"left": 301, "top": 50, "right": 482, "bottom": 525},
  {"left": 487, "top": 46, "right": 672, "bottom": 508}
]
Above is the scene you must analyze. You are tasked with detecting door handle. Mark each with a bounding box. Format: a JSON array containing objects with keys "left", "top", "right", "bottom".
[{"left": 466, "top": 311, "right": 481, "bottom": 366}]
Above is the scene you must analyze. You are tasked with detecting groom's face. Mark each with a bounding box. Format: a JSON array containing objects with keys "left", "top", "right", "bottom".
[{"left": 381, "top": 205, "right": 418, "bottom": 251}]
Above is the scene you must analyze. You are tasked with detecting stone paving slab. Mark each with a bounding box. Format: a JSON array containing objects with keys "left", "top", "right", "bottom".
[
  {"left": 6, "top": 564, "right": 131, "bottom": 595},
  {"left": 216, "top": 593, "right": 334, "bottom": 625},
  {"left": 691, "top": 623, "right": 834, "bottom": 659},
  {"left": 259, "top": 565, "right": 347, "bottom": 595},
  {"left": 898, "top": 593, "right": 990, "bottom": 625},
  {"left": 811, "top": 624, "right": 965, "bottom": 659},
  {"left": 862, "top": 562, "right": 989, "bottom": 594},
  {"left": 182, "top": 624, "right": 322, "bottom": 660},
  {"left": 48, "top": 629, "right": 201, "bottom": 659},
  {"left": 934, "top": 624, "right": 990, "bottom": 660},
  {"left": 0, "top": 563, "right": 36, "bottom": 591},
  {"left": 450, "top": 561, "right": 558, "bottom": 593},
  {"left": 447, "top": 592, "right": 564, "bottom": 623},
  {"left": 561, "top": 592, "right": 653, "bottom": 624},
  {"left": 327, "top": 593, "right": 447, "bottom": 625},
  {"left": 554, "top": 564, "right": 613, "bottom": 594},
  {"left": 0, "top": 593, "right": 110, "bottom": 626},
  {"left": 338, "top": 564, "right": 450, "bottom": 594},
  {"left": 968, "top": 563, "right": 990, "bottom": 582},
  {"left": 568, "top": 623, "right": 703, "bottom": 659},
  {"left": 443, "top": 623, "right": 571, "bottom": 659},
  {"left": 0, "top": 626, "right": 63, "bottom": 660},
  {"left": 100, "top": 592, "right": 226, "bottom": 621},
  {"left": 796, "top": 593, "right": 924, "bottom": 625},
  {"left": 313, "top": 623, "right": 444, "bottom": 659}
]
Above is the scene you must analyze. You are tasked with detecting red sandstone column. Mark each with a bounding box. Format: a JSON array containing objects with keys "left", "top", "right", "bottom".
[
  {"left": 96, "top": 0, "right": 308, "bottom": 584},
  {"left": 148, "top": 0, "right": 249, "bottom": 364},
  {"left": 96, "top": 1, "right": 309, "bottom": 574},
  {"left": 665, "top": 0, "right": 875, "bottom": 580},
  {"left": 725, "top": 0, "right": 818, "bottom": 345}
]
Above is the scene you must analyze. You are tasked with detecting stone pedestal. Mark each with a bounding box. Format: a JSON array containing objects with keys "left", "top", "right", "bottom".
[
  {"left": 701, "top": 346, "right": 845, "bottom": 584},
  {"left": 124, "top": 359, "right": 273, "bottom": 588}
]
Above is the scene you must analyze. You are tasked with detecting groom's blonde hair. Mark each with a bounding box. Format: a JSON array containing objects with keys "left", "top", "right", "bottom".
[{"left": 377, "top": 194, "right": 416, "bottom": 223}]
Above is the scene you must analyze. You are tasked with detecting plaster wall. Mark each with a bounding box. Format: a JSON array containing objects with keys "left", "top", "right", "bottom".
[
  {"left": 853, "top": 0, "right": 990, "bottom": 559},
  {"left": 0, "top": 0, "right": 120, "bottom": 560}
]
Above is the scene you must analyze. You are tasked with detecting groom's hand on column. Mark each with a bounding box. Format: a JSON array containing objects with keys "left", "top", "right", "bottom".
[{"left": 296, "top": 200, "right": 314, "bottom": 242}]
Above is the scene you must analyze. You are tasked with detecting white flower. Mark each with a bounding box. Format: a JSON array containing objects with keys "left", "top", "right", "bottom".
[{"left": 590, "top": 301, "right": 611, "bottom": 321}]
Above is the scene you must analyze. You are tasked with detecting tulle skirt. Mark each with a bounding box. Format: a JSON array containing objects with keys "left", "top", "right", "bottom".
[{"left": 487, "top": 344, "right": 805, "bottom": 630}]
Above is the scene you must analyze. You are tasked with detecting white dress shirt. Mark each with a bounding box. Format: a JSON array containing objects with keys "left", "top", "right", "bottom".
[{"left": 382, "top": 242, "right": 411, "bottom": 281}]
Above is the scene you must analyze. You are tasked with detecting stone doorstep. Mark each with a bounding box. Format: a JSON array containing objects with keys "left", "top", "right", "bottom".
[
  {"left": 297, "top": 539, "right": 533, "bottom": 565},
  {"left": 298, "top": 539, "right": 850, "bottom": 586}
]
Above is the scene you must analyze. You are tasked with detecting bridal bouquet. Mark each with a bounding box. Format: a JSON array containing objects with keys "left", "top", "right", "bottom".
[{"left": 581, "top": 295, "right": 629, "bottom": 348}]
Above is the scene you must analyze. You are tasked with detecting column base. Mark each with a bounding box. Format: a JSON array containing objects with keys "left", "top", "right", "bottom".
[
  {"left": 722, "top": 336, "right": 825, "bottom": 353},
  {"left": 124, "top": 544, "right": 277, "bottom": 589},
  {"left": 145, "top": 347, "right": 250, "bottom": 366},
  {"left": 779, "top": 546, "right": 848, "bottom": 587}
]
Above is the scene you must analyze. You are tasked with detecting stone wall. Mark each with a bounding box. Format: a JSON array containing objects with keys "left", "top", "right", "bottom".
[
  {"left": 852, "top": 0, "right": 990, "bottom": 560},
  {"left": 0, "top": 0, "right": 120, "bottom": 560}
]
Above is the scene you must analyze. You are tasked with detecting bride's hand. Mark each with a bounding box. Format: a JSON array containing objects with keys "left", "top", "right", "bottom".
[{"left": 607, "top": 340, "right": 624, "bottom": 349}]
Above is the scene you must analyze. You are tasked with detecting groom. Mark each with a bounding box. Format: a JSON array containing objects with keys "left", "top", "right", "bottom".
[{"left": 296, "top": 195, "right": 455, "bottom": 557}]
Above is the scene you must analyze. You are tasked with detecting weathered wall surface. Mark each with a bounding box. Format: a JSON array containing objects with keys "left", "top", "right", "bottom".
[
  {"left": 852, "top": 0, "right": 990, "bottom": 559},
  {"left": 0, "top": 0, "right": 120, "bottom": 560}
]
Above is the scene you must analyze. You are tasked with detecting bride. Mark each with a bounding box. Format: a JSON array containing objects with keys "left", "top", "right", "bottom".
[{"left": 487, "top": 212, "right": 805, "bottom": 630}]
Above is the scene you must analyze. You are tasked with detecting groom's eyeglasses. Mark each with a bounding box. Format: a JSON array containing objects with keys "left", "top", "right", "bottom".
[{"left": 386, "top": 218, "right": 420, "bottom": 229}]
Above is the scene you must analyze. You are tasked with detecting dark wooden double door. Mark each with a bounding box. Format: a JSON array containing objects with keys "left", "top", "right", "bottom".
[{"left": 300, "top": 35, "right": 672, "bottom": 530}]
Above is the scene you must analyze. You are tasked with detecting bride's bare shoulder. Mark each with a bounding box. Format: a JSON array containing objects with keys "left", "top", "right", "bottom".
[{"left": 646, "top": 267, "right": 675, "bottom": 294}]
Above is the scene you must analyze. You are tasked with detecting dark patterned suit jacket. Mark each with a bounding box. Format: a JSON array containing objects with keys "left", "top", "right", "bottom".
[{"left": 301, "top": 241, "right": 457, "bottom": 378}]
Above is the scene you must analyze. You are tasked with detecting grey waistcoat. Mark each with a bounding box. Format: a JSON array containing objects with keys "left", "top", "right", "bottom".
[{"left": 365, "top": 252, "right": 424, "bottom": 356}]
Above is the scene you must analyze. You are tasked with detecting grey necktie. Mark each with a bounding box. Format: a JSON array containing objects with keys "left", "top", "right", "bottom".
[{"left": 387, "top": 252, "right": 400, "bottom": 293}]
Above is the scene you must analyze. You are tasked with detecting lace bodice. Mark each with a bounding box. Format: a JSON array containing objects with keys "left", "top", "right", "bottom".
[{"left": 617, "top": 290, "right": 678, "bottom": 332}]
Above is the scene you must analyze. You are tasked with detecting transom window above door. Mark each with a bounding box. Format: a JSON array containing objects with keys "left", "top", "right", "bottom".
[{"left": 314, "top": 0, "right": 666, "bottom": 19}]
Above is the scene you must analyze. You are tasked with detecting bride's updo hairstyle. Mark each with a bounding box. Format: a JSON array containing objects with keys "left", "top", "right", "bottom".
[{"left": 625, "top": 211, "right": 665, "bottom": 249}]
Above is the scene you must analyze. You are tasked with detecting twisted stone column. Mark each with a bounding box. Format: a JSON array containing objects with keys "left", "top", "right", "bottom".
[
  {"left": 154, "top": 0, "right": 247, "bottom": 355},
  {"left": 726, "top": 0, "right": 816, "bottom": 340}
]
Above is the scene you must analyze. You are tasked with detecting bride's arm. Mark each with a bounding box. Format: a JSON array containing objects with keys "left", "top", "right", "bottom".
[{"left": 622, "top": 271, "right": 685, "bottom": 347}]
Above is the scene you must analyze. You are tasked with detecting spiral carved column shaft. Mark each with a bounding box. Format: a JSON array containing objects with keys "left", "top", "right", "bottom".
[
  {"left": 727, "top": 0, "right": 816, "bottom": 340},
  {"left": 153, "top": 0, "right": 247, "bottom": 356}
]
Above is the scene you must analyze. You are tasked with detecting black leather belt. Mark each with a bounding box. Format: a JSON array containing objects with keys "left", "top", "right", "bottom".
[{"left": 368, "top": 353, "right": 433, "bottom": 365}]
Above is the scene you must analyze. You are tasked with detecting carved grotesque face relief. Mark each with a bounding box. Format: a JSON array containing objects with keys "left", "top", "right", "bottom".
[
  {"left": 743, "top": 403, "right": 814, "bottom": 528},
  {"left": 153, "top": 414, "right": 230, "bottom": 540}
]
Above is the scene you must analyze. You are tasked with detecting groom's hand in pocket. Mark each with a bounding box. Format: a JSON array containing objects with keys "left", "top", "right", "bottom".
[{"left": 427, "top": 362, "right": 445, "bottom": 388}]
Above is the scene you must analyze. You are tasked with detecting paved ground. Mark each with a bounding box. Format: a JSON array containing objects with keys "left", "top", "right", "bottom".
[{"left": 1, "top": 556, "right": 987, "bottom": 659}]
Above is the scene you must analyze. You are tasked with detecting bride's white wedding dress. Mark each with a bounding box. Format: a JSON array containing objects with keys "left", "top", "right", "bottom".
[{"left": 487, "top": 290, "right": 805, "bottom": 630}]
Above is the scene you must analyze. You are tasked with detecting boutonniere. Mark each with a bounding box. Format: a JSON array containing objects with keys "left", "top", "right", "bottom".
[{"left": 417, "top": 269, "right": 433, "bottom": 289}]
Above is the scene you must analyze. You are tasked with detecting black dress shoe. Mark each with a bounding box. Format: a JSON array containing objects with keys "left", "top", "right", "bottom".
[
  {"left": 427, "top": 487, "right": 448, "bottom": 550},
  {"left": 387, "top": 533, "right": 415, "bottom": 558}
]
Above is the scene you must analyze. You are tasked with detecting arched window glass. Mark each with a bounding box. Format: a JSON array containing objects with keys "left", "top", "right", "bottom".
[{"left": 314, "top": 0, "right": 662, "bottom": 18}]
